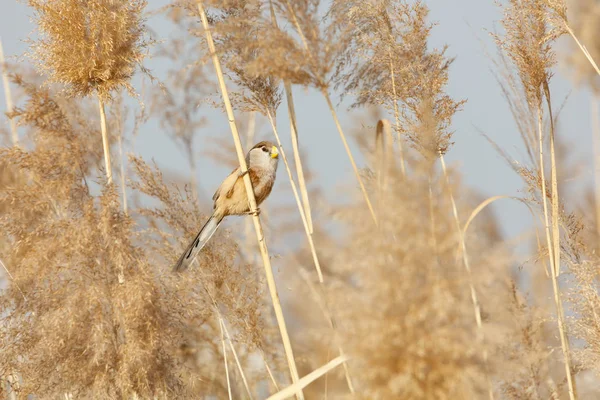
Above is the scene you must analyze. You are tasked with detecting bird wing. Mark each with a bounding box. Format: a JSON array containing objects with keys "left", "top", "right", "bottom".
[
  {"left": 223, "top": 168, "right": 261, "bottom": 199},
  {"left": 212, "top": 166, "right": 240, "bottom": 203}
]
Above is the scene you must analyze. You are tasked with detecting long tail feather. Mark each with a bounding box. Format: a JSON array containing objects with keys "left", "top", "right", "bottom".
[{"left": 173, "top": 214, "right": 223, "bottom": 272}]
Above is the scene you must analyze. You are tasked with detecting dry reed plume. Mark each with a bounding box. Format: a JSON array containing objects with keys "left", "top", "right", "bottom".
[
  {"left": 28, "top": 0, "right": 151, "bottom": 187},
  {"left": 2, "top": 0, "right": 600, "bottom": 399}
]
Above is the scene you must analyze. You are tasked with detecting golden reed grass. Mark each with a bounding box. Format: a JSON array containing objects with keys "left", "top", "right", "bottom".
[{"left": 2, "top": 0, "right": 600, "bottom": 399}]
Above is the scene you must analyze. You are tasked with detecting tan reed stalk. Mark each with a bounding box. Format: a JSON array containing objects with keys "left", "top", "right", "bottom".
[
  {"left": 285, "top": 85, "right": 314, "bottom": 233},
  {"left": 563, "top": 24, "right": 600, "bottom": 78},
  {"left": 427, "top": 175, "right": 438, "bottom": 254},
  {"left": 543, "top": 82, "right": 578, "bottom": 398},
  {"left": 213, "top": 303, "right": 255, "bottom": 399},
  {"left": 375, "top": 119, "right": 394, "bottom": 192},
  {"left": 0, "top": 39, "right": 18, "bottom": 146},
  {"left": 591, "top": 94, "right": 600, "bottom": 240},
  {"left": 218, "top": 317, "right": 233, "bottom": 400},
  {"left": 387, "top": 48, "right": 406, "bottom": 177},
  {"left": 297, "top": 268, "right": 355, "bottom": 394},
  {"left": 116, "top": 116, "right": 128, "bottom": 214},
  {"left": 544, "top": 85, "right": 560, "bottom": 279},
  {"left": 245, "top": 112, "right": 257, "bottom": 262},
  {"left": 536, "top": 108, "right": 555, "bottom": 275},
  {"left": 196, "top": 3, "right": 303, "bottom": 398},
  {"left": 323, "top": 92, "right": 378, "bottom": 225},
  {"left": 200, "top": 273, "right": 256, "bottom": 400},
  {"left": 0, "top": 258, "right": 25, "bottom": 301},
  {"left": 439, "top": 153, "right": 493, "bottom": 400},
  {"left": 260, "top": 349, "right": 281, "bottom": 392},
  {"left": 536, "top": 103, "right": 577, "bottom": 400},
  {"left": 114, "top": 106, "right": 125, "bottom": 284},
  {"left": 215, "top": 280, "right": 277, "bottom": 398},
  {"left": 220, "top": 319, "right": 254, "bottom": 400},
  {"left": 98, "top": 97, "right": 113, "bottom": 185},
  {"left": 266, "top": 355, "right": 349, "bottom": 400},
  {"left": 283, "top": 0, "right": 378, "bottom": 225},
  {"left": 375, "top": 121, "right": 385, "bottom": 194},
  {"left": 265, "top": 110, "right": 323, "bottom": 282},
  {"left": 268, "top": 1, "right": 314, "bottom": 234}
]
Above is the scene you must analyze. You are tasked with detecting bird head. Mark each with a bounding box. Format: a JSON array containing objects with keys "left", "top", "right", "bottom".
[{"left": 248, "top": 141, "right": 279, "bottom": 169}]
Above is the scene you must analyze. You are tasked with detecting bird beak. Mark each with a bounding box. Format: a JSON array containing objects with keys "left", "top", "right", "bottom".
[{"left": 271, "top": 145, "right": 279, "bottom": 159}]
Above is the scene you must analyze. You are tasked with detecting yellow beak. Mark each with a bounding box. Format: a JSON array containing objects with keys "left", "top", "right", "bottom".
[{"left": 271, "top": 145, "right": 279, "bottom": 159}]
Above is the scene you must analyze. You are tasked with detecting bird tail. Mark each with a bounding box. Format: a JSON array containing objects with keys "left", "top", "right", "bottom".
[{"left": 173, "top": 214, "right": 223, "bottom": 272}]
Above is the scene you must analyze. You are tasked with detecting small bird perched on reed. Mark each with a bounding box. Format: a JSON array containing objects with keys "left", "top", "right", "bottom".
[{"left": 173, "top": 141, "right": 280, "bottom": 272}]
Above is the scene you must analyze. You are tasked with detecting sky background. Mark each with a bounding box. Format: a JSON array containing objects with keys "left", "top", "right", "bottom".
[{"left": 0, "top": 0, "right": 595, "bottom": 257}]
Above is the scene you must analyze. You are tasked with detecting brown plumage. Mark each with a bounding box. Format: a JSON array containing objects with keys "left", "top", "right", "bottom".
[{"left": 174, "top": 141, "right": 279, "bottom": 271}]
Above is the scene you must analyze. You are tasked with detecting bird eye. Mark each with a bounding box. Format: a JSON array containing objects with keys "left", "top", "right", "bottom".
[{"left": 261, "top": 146, "right": 268, "bottom": 152}]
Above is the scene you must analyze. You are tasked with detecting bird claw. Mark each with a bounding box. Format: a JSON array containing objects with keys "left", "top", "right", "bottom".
[
  {"left": 245, "top": 208, "right": 261, "bottom": 217},
  {"left": 238, "top": 169, "right": 249, "bottom": 178}
]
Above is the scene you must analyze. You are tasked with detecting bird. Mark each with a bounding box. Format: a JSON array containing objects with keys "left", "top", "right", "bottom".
[{"left": 173, "top": 140, "right": 279, "bottom": 272}]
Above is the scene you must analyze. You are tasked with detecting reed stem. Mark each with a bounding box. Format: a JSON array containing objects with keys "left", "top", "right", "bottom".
[
  {"left": 388, "top": 47, "right": 406, "bottom": 177},
  {"left": 536, "top": 104, "right": 576, "bottom": 400},
  {"left": 266, "top": 110, "right": 323, "bottom": 282},
  {"left": 197, "top": 3, "right": 303, "bottom": 398},
  {"left": 0, "top": 39, "right": 18, "bottom": 146},
  {"left": 98, "top": 97, "right": 113, "bottom": 185},
  {"left": 268, "top": 1, "right": 315, "bottom": 234},
  {"left": 322, "top": 91, "right": 378, "bottom": 225},
  {"left": 439, "top": 153, "right": 493, "bottom": 400}
]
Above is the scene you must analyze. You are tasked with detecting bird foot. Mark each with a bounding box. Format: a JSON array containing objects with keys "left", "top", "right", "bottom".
[
  {"left": 238, "top": 169, "right": 250, "bottom": 178},
  {"left": 245, "top": 208, "right": 261, "bottom": 217}
]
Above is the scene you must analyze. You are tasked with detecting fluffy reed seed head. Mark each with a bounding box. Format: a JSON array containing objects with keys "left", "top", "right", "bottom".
[
  {"left": 329, "top": 0, "right": 464, "bottom": 158},
  {"left": 496, "top": 0, "right": 564, "bottom": 109},
  {"left": 28, "top": 0, "right": 149, "bottom": 100}
]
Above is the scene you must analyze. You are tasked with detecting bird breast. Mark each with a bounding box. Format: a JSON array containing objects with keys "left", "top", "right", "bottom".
[{"left": 214, "top": 166, "right": 275, "bottom": 218}]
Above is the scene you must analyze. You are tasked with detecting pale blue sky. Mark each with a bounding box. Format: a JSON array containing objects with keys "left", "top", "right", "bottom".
[{"left": 0, "top": 0, "right": 594, "bottom": 248}]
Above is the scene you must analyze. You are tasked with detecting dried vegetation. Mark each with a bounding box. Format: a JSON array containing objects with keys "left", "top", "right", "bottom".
[{"left": 1, "top": 0, "right": 600, "bottom": 399}]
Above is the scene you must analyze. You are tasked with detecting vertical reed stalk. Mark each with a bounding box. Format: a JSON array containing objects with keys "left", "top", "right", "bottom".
[
  {"left": 388, "top": 47, "right": 406, "bottom": 177},
  {"left": 220, "top": 318, "right": 254, "bottom": 400},
  {"left": 375, "top": 119, "right": 394, "bottom": 193},
  {"left": 297, "top": 267, "right": 355, "bottom": 394},
  {"left": 219, "top": 317, "right": 233, "bottom": 400},
  {"left": 196, "top": 3, "right": 303, "bottom": 398},
  {"left": 98, "top": 97, "right": 113, "bottom": 185},
  {"left": 427, "top": 174, "right": 438, "bottom": 254},
  {"left": 285, "top": 85, "right": 314, "bottom": 233},
  {"left": 0, "top": 39, "right": 18, "bottom": 146},
  {"left": 322, "top": 91, "right": 378, "bottom": 225},
  {"left": 439, "top": 153, "right": 493, "bottom": 400},
  {"left": 544, "top": 85, "right": 560, "bottom": 279},
  {"left": 536, "top": 104, "right": 576, "bottom": 400},
  {"left": 266, "top": 110, "right": 323, "bottom": 282},
  {"left": 117, "top": 117, "right": 128, "bottom": 214},
  {"left": 282, "top": 0, "right": 377, "bottom": 225},
  {"left": 260, "top": 349, "right": 281, "bottom": 392},
  {"left": 544, "top": 82, "right": 577, "bottom": 399},
  {"left": 268, "top": 1, "right": 315, "bottom": 233},
  {"left": 245, "top": 112, "right": 257, "bottom": 261}
]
